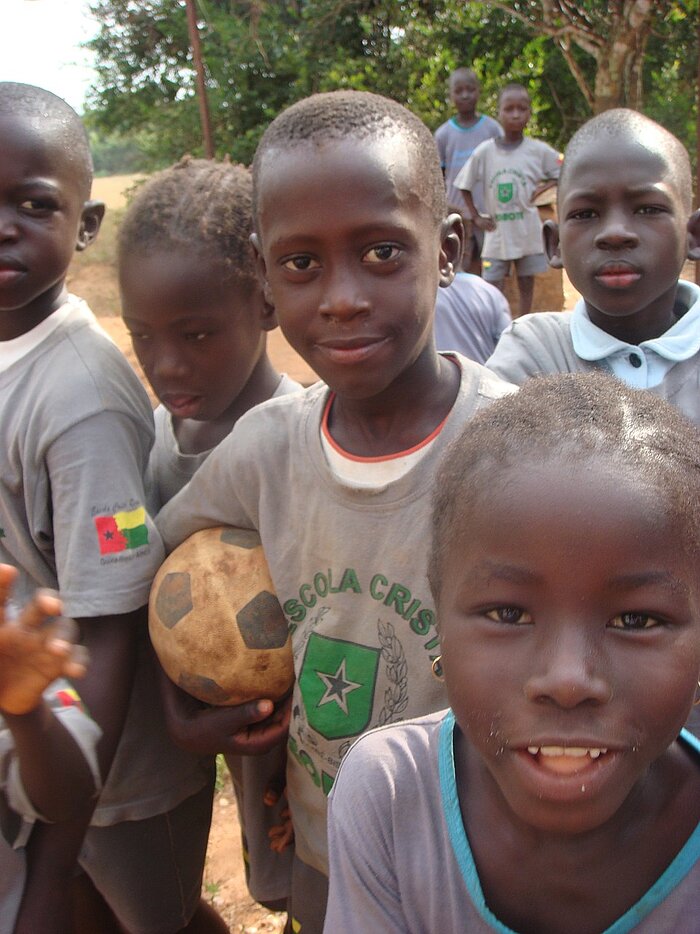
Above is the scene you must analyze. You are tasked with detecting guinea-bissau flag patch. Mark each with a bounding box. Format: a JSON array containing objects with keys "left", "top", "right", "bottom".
[{"left": 94, "top": 505, "right": 149, "bottom": 555}]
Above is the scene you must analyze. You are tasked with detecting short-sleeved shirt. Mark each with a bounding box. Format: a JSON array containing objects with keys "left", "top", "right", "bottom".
[
  {"left": 325, "top": 710, "right": 700, "bottom": 933},
  {"left": 0, "top": 296, "right": 164, "bottom": 615},
  {"left": 434, "top": 273, "right": 511, "bottom": 364},
  {"left": 455, "top": 137, "right": 561, "bottom": 261},
  {"left": 434, "top": 115, "right": 503, "bottom": 216}
]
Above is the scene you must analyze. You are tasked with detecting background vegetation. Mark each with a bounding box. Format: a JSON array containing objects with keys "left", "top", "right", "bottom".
[{"left": 85, "top": 1, "right": 698, "bottom": 173}]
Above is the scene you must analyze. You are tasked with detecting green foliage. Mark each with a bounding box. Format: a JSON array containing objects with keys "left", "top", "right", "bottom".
[{"left": 86, "top": 0, "right": 697, "bottom": 168}]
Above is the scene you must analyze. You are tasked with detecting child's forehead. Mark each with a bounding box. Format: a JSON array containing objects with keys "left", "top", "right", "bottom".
[
  {"left": 499, "top": 88, "right": 529, "bottom": 106},
  {"left": 0, "top": 114, "right": 85, "bottom": 187},
  {"left": 562, "top": 133, "right": 678, "bottom": 196}
]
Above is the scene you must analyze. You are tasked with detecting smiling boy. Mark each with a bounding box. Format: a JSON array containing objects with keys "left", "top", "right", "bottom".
[
  {"left": 487, "top": 109, "right": 700, "bottom": 424},
  {"left": 156, "top": 90, "right": 513, "bottom": 932}
]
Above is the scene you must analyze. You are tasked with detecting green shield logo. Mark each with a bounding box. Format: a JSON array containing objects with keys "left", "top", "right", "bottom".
[
  {"left": 299, "top": 633, "right": 379, "bottom": 740},
  {"left": 498, "top": 182, "right": 513, "bottom": 203}
]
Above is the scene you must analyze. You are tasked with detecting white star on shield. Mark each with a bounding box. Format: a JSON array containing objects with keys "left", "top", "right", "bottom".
[{"left": 316, "top": 658, "right": 362, "bottom": 715}]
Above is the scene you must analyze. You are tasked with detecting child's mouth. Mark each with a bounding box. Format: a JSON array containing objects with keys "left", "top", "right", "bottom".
[
  {"left": 526, "top": 745, "right": 608, "bottom": 776},
  {"left": 595, "top": 265, "right": 641, "bottom": 289},
  {"left": 163, "top": 394, "right": 202, "bottom": 418}
]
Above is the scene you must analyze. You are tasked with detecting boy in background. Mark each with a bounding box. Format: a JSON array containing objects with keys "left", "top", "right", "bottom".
[
  {"left": 434, "top": 67, "right": 501, "bottom": 272},
  {"left": 157, "top": 90, "right": 513, "bottom": 932},
  {"left": 487, "top": 110, "right": 700, "bottom": 420},
  {"left": 117, "top": 157, "right": 300, "bottom": 926},
  {"left": 456, "top": 82, "right": 560, "bottom": 317},
  {"left": 0, "top": 565, "right": 100, "bottom": 934},
  {"left": 0, "top": 82, "right": 165, "bottom": 928}
]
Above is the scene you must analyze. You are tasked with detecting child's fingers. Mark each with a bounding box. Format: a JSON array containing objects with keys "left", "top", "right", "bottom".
[
  {"left": 0, "top": 564, "right": 19, "bottom": 613},
  {"left": 16, "top": 589, "right": 64, "bottom": 631}
]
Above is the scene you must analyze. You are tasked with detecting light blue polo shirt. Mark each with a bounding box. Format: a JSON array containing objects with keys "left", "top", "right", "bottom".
[{"left": 570, "top": 280, "right": 700, "bottom": 388}]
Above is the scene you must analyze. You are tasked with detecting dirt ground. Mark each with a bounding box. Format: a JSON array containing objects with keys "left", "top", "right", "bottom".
[{"left": 74, "top": 175, "right": 698, "bottom": 932}]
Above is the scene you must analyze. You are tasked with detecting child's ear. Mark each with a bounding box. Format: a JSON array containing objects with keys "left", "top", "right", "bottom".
[
  {"left": 687, "top": 210, "right": 700, "bottom": 261},
  {"left": 76, "top": 200, "right": 105, "bottom": 252},
  {"left": 252, "top": 287, "right": 278, "bottom": 333},
  {"left": 250, "top": 232, "right": 274, "bottom": 306},
  {"left": 438, "top": 213, "right": 464, "bottom": 288},
  {"left": 543, "top": 219, "right": 563, "bottom": 269}
]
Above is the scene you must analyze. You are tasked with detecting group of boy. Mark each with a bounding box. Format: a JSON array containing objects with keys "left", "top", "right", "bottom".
[{"left": 1, "top": 58, "right": 699, "bottom": 934}]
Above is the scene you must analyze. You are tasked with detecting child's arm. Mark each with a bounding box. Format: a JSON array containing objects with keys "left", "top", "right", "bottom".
[
  {"left": 460, "top": 189, "right": 496, "bottom": 232},
  {"left": 0, "top": 565, "right": 98, "bottom": 822},
  {"left": 158, "top": 660, "right": 290, "bottom": 757}
]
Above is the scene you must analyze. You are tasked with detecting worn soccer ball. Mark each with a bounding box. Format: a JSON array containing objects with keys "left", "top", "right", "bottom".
[{"left": 149, "top": 527, "right": 293, "bottom": 706}]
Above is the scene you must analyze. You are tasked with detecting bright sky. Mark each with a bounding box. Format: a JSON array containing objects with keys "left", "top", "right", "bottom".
[{"left": 0, "top": 0, "right": 99, "bottom": 112}]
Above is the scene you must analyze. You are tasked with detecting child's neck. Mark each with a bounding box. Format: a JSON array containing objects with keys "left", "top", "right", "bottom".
[
  {"left": 326, "top": 350, "right": 459, "bottom": 458},
  {"left": 455, "top": 111, "right": 478, "bottom": 128},
  {"left": 174, "top": 353, "right": 281, "bottom": 456},
  {"left": 0, "top": 283, "right": 68, "bottom": 341},
  {"left": 586, "top": 285, "right": 680, "bottom": 345},
  {"left": 499, "top": 130, "right": 525, "bottom": 146}
]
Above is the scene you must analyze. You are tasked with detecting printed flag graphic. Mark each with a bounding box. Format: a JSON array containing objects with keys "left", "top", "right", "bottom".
[{"left": 94, "top": 506, "right": 149, "bottom": 555}]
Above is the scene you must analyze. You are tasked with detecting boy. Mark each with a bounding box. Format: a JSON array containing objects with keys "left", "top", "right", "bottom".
[
  {"left": 456, "top": 82, "right": 561, "bottom": 317},
  {"left": 486, "top": 109, "right": 700, "bottom": 425},
  {"left": 434, "top": 68, "right": 502, "bottom": 271},
  {"left": 157, "top": 89, "right": 514, "bottom": 932},
  {"left": 0, "top": 565, "right": 100, "bottom": 934},
  {"left": 0, "top": 82, "right": 165, "bottom": 925},
  {"left": 115, "top": 157, "right": 300, "bottom": 928},
  {"left": 325, "top": 374, "right": 700, "bottom": 932}
]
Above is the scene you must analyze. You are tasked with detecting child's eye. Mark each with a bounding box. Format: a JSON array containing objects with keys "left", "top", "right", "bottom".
[
  {"left": 609, "top": 612, "right": 659, "bottom": 630},
  {"left": 184, "top": 332, "right": 208, "bottom": 342},
  {"left": 126, "top": 330, "right": 149, "bottom": 342},
  {"left": 485, "top": 606, "right": 532, "bottom": 625},
  {"left": 635, "top": 205, "right": 665, "bottom": 216},
  {"left": 567, "top": 208, "right": 596, "bottom": 221},
  {"left": 20, "top": 198, "right": 56, "bottom": 214},
  {"left": 362, "top": 244, "right": 401, "bottom": 264},
  {"left": 282, "top": 255, "right": 320, "bottom": 271}
]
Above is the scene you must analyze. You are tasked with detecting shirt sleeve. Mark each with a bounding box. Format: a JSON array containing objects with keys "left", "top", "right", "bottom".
[
  {"left": 46, "top": 410, "right": 165, "bottom": 618},
  {"left": 542, "top": 143, "right": 563, "bottom": 180},
  {"left": 486, "top": 316, "right": 557, "bottom": 385},
  {"left": 454, "top": 148, "right": 482, "bottom": 193},
  {"left": 323, "top": 748, "right": 408, "bottom": 933},
  {"left": 434, "top": 124, "right": 447, "bottom": 169}
]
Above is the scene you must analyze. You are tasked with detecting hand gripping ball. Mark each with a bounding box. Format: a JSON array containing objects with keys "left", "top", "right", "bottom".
[{"left": 149, "top": 527, "right": 293, "bottom": 705}]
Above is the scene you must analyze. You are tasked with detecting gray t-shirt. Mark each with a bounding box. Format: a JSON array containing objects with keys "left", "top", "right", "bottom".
[
  {"left": 435, "top": 273, "right": 512, "bottom": 364},
  {"left": 434, "top": 115, "right": 502, "bottom": 216},
  {"left": 0, "top": 297, "right": 164, "bottom": 615},
  {"left": 455, "top": 137, "right": 561, "bottom": 260},
  {"left": 0, "top": 679, "right": 101, "bottom": 934},
  {"left": 325, "top": 710, "right": 700, "bottom": 933},
  {"left": 157, "top": 356, "right": 514, "bottom": 876}
]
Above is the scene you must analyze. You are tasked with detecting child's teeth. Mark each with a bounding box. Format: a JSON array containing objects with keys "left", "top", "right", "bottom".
[{"left": 527, "top": 746, "right": 608, "bottom": 758}]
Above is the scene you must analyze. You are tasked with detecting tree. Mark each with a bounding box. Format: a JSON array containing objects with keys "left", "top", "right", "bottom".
[{"left": 481, "top": 1, "right": 674, "bottom": 112}]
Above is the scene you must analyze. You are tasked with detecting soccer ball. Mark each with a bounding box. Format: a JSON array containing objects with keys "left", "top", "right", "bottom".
[{"left": 149, "top": 527, "right": 293, "bottom": 706}]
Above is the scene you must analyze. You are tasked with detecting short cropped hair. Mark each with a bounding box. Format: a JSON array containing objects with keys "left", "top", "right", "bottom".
[
  {"left": 0, "top": 82, "right": 93, "bottom": 197},
  {"left": 450, "top": 68, "right": 478, "bottom": 88},
  {"left": 429, "top": 373, "right": 700, "bottom": 602},
  {"left": 118, "top": 156, "right": 257, "bottom": 285},
  {"left": 252, "top": 90, "right": 447, "bottom": 226},
  {"left": 560, "top": 108, "right": 692, "bottom": 212},
  {"left": 498, "top": 83, "right": 530, "bottom": 105}
]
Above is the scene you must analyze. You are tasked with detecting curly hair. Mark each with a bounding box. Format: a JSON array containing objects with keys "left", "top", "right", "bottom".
[
  {"left": 429, "top": 373, "right": 700, "bottom": 602},
  {"left": 118, "top": 156, "right": 257, "bottom": 285},
  {"left": 252, "top": 90, "right": 447, "bottom": 226}
]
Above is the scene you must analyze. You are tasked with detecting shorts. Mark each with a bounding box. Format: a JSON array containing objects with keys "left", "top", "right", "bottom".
[
  {"left": 482, "top": 253, "right": 548, "bottom": 282},
  {"left": 78, "top": 781, "right": 214, "bottom": 934},
  {"left": 288, "top": 854, "right": 328, "bottom": 934},
  {"left": 226, "top": 742, "right": 293, "bottom": 903}
]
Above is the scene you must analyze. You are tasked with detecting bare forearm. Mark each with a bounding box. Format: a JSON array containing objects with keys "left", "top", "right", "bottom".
[
  {"left": 5, "top": 703, "right": 97, "bottom": 821},
  {"left": 75, "top": 608, "right": 142, "bottom": 779}
]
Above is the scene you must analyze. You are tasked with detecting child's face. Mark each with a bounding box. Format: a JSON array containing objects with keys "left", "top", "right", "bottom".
[
  {"left": 0, "top": 115, "right": 102, "bottom": 336},
  {"left": 437, "top": 456, "right": 700, "bottom": 836},
  {"left": 120, "top": 249, "right": 272, "bottom": 422},
  {"left": 450, "top": 73, "right": 479, "bottom": 119},
  {"left": 498, "top": 89, "right": 530, "bottom": 137},
  {"left": 253, "top": 137, "right": 459, "bottom": 401},
  {"left": 553, "top": 136, "right": 690, "bottom": 330}
]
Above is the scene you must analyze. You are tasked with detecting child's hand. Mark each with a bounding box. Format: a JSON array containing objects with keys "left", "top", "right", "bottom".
[
  {"left": 159, "top": 668, "right": 291, "bottom": 757},
  {"left": 0, "top": 564, "right": 88, "bottom": 716},
  {"left": 266, "top": 783, "right": 294, "bottom": 854},
  {"left": 473, "top": 213, "right": 496, "bottom": 232}
]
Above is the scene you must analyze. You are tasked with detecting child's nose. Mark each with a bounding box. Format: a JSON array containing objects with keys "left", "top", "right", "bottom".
[
  {"left": 153, "top": 345, "right": 188, "bottom": 381},
  {"left": 0, "top": 209, "right": 19, "bottom": 241},
  {"left": 319, "top": 266, "right": 371, "bottom": 322},
  {"left": 523, "top": 627, "right": 613, "bottom": 709},
  {"left": 595, "top": 212, "right": 639, "bottom": 250}
]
